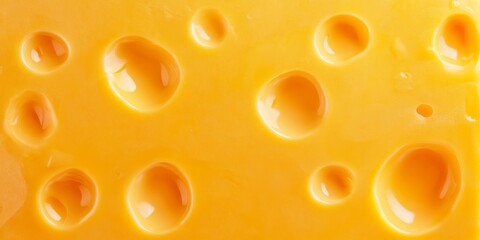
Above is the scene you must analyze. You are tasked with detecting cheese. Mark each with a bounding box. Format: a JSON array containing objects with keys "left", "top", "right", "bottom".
[{"left": 0, "top": 0, "right": 478, "bottom": 239}]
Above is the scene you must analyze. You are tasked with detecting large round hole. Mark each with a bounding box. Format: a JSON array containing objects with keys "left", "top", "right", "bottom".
[
  {"left": 39, "top": 169, "right": 98, "bottom": 229},
  {"left": 434, "top": 14, "right": 479, "bottom": 68},
  {"left": 314, "top": 14, "right": 370, "bottom": 64},
  {"left": 374, "top": 144, "right": 462, "bottom": 235},
  {"left": 21, "top": 32, "right": 69, "bottom": 73},
  {"left": 257, "top": 71, "right": 326, "bottom": 139},
  {"left": 4, "top": 91, "right": 58, "bottom": 147},
  {"left": 103, "top": 36, "right": 181, "bottom": 112},
  {"left": 127, "top": 162, "right": 192, "bottom": 234}
]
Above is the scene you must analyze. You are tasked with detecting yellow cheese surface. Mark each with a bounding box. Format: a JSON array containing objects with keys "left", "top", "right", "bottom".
[{"left": 0, "top": 0, "right": 479, "bottom": 239}]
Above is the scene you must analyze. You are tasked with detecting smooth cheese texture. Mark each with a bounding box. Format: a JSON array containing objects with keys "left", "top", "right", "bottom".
[{"left": 0, "top": 0, "right": 479, "bottom": 239}]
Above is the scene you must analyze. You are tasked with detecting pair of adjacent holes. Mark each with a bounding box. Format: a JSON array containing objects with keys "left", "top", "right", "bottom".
[
  {"left": 103, "top": 8, "right": 228, "bottom": 113},
  {"left": 314, "top": 13, "right": 479, "bottom": 68},
  {"left": 14, "top": 34, "right": 71, "bottom": 147},
  {"left": 256, "top": 71, "right": 433, "bottom": 139},
  {"left": 40, "top": 163, "right": 192, "bottom": 234},
  {"left": 311, "top": 144, "right": 461, "bottom": 236}
]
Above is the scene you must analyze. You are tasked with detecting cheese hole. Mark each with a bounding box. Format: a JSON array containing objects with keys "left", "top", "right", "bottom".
[
  {"left": 191, "top": 8, "right": 228, "bottom": 48},
  {"left": 104, "top": 36, "right": 181, "bottom": 112},
  {"left": 257, "top": 71, "right": 326, "bottom": 139},
  {"left": 40, "top": 169, "right": 98, "bottom": 229},
  {"left": 374, "top": 145, "right": 461, "bottom": 235},
  {"left": 310, "top": 165, "right": 354, "bottom": 204},
  {"left": 127, "top": 162, "right": 192, "bottom": 234},
  {"left": 4, "top": 91, "right": 57, "bottom": 147},
  {"left": 21, "top": 32, "right": 69, "bottom": 73},
  {"left": 434, "top": 14, "right": 479, "bottom": 69},
  {"left": 416, "top": 104, "right": 433, "bottom": 118},
  {"left": 314, "top": 14, "right": 369, "bottom": 64}
]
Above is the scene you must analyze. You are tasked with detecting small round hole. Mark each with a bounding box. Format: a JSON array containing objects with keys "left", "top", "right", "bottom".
[
  {"left": 374, "top": 144, "right": 462, "bottom": 235},
  {"left": 21, "top": 32, "right": 69, "bottom": 73},
  {"left": 4, "top": 91, "right": 58, "bottom": 147},
  {"left": 310, "top": 164, "right": 354, "bottom": 205},
  {"left": 433, "top": 14, "right": 479, "bottom": 68},
  {"left": 39, "top": 169, "right": 98, "bottom": 229},
  {"left": 191, "top": 8, "right": 229, "bottom": 48},
  {"left": 257, "top": 71, "right": 326, "bottom": 139},
  {"left": 314, "top": 14, "right": 370, "bottom": 64},
  {"left": 127, "top": 162, "right": 192, "bottom": 234},
  {"left": 416, "top": 104, "right": 433, "bottom": 118},
  {"left": 103, "top": 36, "right": 181, "bottom": 112}
]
